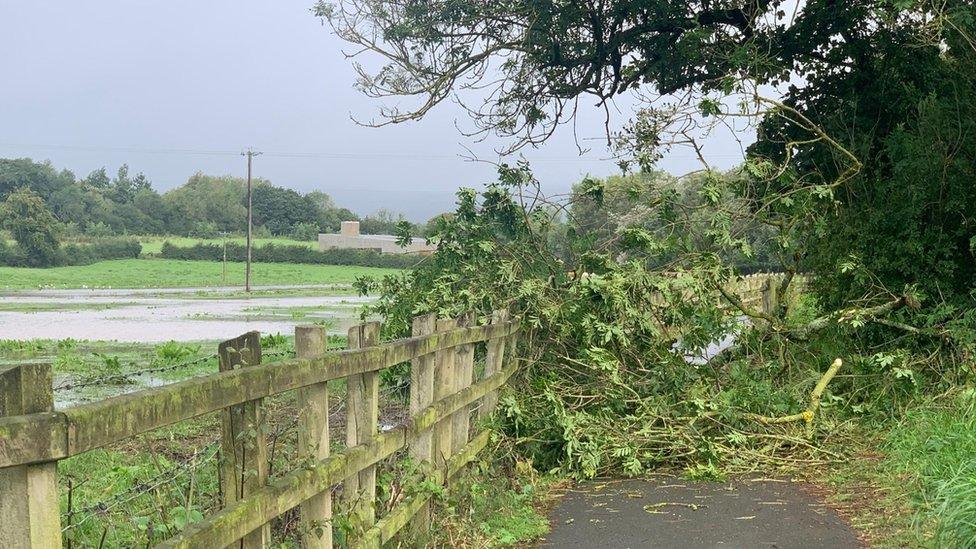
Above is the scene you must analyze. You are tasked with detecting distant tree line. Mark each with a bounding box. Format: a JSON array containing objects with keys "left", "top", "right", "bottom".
[
  {"left": 0, "top": 158, "right": 420, "bottom": 239},
  {"left": 0, "top": 157, "right": 430, "bottom": 266}
]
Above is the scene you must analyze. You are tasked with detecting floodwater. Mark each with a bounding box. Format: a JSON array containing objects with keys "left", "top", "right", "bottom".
[{"left": 0, "top": 286, "right": 372, "bottom": 342}]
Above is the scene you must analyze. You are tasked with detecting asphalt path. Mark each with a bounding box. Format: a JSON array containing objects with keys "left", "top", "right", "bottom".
[{"left": 541, "top": 477, "right": 859, "bottom": 549}]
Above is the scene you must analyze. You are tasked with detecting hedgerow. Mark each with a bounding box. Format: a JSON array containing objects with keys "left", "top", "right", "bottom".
[{"left": 158, "top": 242, "right": 420, "bottom": 269}]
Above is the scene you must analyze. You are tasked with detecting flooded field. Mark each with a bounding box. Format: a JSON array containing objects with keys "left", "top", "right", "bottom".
[{"left": 0, "top": 285, "right": 372, "bottom": 343}]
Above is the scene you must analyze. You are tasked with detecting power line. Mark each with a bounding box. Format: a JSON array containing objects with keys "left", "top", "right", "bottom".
[{"left": 0, "top": 141, "right": 746, "bottom": 162}]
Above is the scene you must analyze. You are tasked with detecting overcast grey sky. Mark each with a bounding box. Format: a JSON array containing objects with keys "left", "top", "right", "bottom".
[{"left": 0, "top": 1, "right": 750, "bottom": 220}]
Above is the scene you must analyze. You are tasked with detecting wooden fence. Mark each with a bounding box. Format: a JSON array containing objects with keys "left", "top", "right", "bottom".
[
  {"left": 0, "top": 309, "right": 519, "bottom": 548},
  {"left": 729, "top": 273, "right": 809, "bottom": 316}
]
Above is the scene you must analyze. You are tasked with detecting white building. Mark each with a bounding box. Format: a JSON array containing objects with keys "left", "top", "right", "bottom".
[{"left": 318, "top": 221, "right": 437, "bottom": 255}]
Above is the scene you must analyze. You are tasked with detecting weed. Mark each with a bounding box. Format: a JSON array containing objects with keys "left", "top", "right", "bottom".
[
  {"left": 413, "top": 442, "right": 555, "bottom": 547},
  {"left": 57, "top": 338, "right": 78, "bottom": 351},
  {"left": 261, "top": 333, "right": 288, "bottom": 348},
  {"left": 90, "top": 352, "right": 123, "bottom": 378},
  {"left": 0, "top": 339, "right": 44, "bottom": 354},
  {"left": 684, "top": 462, "right": 727, "bottom": 482},
  {"left": 156, "top": 340, "right": 200, "bottom": 362}
]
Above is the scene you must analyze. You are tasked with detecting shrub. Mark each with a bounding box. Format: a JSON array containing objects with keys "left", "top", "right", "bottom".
[
  {"left": 189, "top": 221, "right": 219, "bottom": 239},
  {"left": 0, "top": 187, "right": 61, "bottom": 266},
  {"left": 56, "top": 238, "right": 142, "bottom": 266},
  {"left": 290, "top": 221, "right": 320, "bottom": 241},
  {"left": 84, "top": 221, "right": 115, "bottom": 238},
  {"left": 0, "top": 237, "right": 141, "bottom": 267}
]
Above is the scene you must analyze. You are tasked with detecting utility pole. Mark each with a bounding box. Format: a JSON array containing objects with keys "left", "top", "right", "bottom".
[
  {"left": 243, "top": 148, "right": 261, "bottom": 292},
  {"left": 219, "top": 231, "right": 228, "bottom": 286}
]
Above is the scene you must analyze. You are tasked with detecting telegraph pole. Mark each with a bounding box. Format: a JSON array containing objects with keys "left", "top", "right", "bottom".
[{"left": 243, "top": 148, "right": 261, "bottom": 292}]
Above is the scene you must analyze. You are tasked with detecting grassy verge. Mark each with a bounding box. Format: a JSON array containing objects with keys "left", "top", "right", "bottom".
[
  {"left": 0, "top": 259, "right": 400, "bottom": 289},
  {"left": 411, "top": 438, "right": 559, "bottom": 547},
  {"left": 815, "top": 392, "right": 976, "bottom": 547}
]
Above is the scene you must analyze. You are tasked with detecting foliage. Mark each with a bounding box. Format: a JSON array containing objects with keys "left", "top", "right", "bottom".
[
  {"left": 416, "top": 439, "right": 555, "bottom": 547},
  {"left": 323, "top": 0, "right": 976, "bottom": 344},
  {"left": 0, "top": 236, "right": 141, "bottom": 268},
  {"left": 0, "top": 158, "right": 416, "bottom": 265},
  {"left": 751, "top": 12, "right": 976, "bottom": 308},
  {"left": 155, "top": 341, "right": 200, "bottom": 362},
  {"left": 358, "top": 159, "right": 976, "bottom": 482},
  {"left": 290, "top": 221, "right": 320, "bottom": 241},
  {"left": 0, "top": 187, "right": 62, "bottom": 266},
  {"left": 251, "top": 183, "right": 321, "bottom": 236}
]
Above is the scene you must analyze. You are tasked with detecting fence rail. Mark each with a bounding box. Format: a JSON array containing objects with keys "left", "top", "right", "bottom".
[{"left": 0, "top": 309, "right": 520, "bottom": 548}]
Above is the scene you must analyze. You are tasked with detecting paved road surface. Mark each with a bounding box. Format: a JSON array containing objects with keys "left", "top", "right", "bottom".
[{"left": 541, "top": 477, "right": 859, "bottom": 549}]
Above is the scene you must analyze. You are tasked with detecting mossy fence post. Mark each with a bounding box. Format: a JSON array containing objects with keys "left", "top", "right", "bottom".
[
  {"left": 433, "top": 317, "right": 458, "bottom": 470},
  {"left": 761, "top": 275, "right": 779, "bottom": 316},
  {"left": 344, "top": 321, "right": 381, "bottom": 545},
  {"left": 407, "top": 313, "right": 437, "bottom": 534},
  {"left": 0, "top": 362, "right": 62, "bottom": 548},
  {"left": 451, "top": 312, "right": 476, "bottom": 463},
  {"left": 217, "top": 331, "right": 269, "bottom": 548},
  {"left": 296, "top": 325, "right": 332, "bottom": 548}
]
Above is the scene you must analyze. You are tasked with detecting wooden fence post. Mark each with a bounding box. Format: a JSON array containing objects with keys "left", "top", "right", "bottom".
[
  {"left": 296, "top": 325, "right": 332, "bottom": 549},
  {"left": 217, "top": 331, "right": 269, "bottom": 548},
  {"left": 478, "top": 309, "right": 509, "bottom": 421},
  {"left": 432, "top": 318, "right": 457, "bottom": 469},
  {"left": 408, "top": 313, "right": 437, "bottom": 534},
  {"left": 344, "top": 321, "right": 381, "bottom": 543},
  {"left": 0, "top": 363, "right": 62, "bottom": 549},
  {"left": 761, "top": 276, "right": 778, "bottom": 317},
  {"left": 451, "top": 312, "right": 476, "bottom": 456}
]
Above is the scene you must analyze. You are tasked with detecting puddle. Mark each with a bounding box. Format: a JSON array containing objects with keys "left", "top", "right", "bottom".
[
  {"left": 0, "top": 288, "right": 374, "bottom": 343},
  {"left": 677, "top": 316, "right": 750, "bottom": 365},
  {"left": 53, "top": 373, "right": 177, "bottom": 409}
]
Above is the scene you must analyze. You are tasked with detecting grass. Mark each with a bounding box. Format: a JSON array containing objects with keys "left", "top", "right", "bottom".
[
  {"left": 420, "top": 448, "right": 557, "bottom": 547},
  {"left": 0, "top": 301, "right": 137, "bottom": 312},
  {"left": 0, "top": 258, "right": 400, "bottom": 289},
  {"left": 136, "top": 235, "right": 317, "bottom": 255},
  {"left": 814, "top": 393, "right": 976, "bottom": 548},
  {"left": 883, "top": 394, "right": 976, "bottom": 547}
]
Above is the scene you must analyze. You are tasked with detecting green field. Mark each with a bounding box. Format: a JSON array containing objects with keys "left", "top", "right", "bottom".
[
  {"left": 0, "top": 259, "right": 399, "bottom": 289},
  {"left": 136, "top": 235, "right": 318, "bottom": 255}
]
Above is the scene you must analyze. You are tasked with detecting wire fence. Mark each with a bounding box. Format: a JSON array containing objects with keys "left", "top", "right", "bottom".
[
  {"left": 54, "top": 354, "right": 219, "bottom": 392},
  {"left": 61, "top": 437, "right": 222, "bottom": 535},
  {"left": 54, "top": 348, "right": 300, "bottom": 393},
  {"left": 53, "top": 343, "right": 417, "bottom": 542}
]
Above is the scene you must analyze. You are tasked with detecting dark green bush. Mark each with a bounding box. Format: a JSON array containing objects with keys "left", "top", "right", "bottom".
[
  {"left": 158, "top": 242, "right": 419, "bottom": 269},
  {"left": 0, "top": 237, "right": 141, "bottom": 267}
]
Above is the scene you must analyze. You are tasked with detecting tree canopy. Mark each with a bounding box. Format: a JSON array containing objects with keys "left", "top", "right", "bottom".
[
  {"left": 0, "top": 158, "right": 408, "bottom": 241},
  {"left": 321, "top": 0, "right": 976, "bottom": 304}
]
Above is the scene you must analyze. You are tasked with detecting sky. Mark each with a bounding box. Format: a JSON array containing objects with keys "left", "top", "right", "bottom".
[{"left": 0, "top": 1, "right": 751, "bottom": 221}]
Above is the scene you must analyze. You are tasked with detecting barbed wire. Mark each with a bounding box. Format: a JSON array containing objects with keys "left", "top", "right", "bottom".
[
  {"left": 62, "top": 437, "right": 221, "bottom": 533},
  {"left": 54, "top": 354, "right": 219, "bottom": 392},
  {"left": 58, "top": 362, "right": 428, "bottom": 539},
  {"left": 54, "top": 348, "right": 299, "bottom": 393}
]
